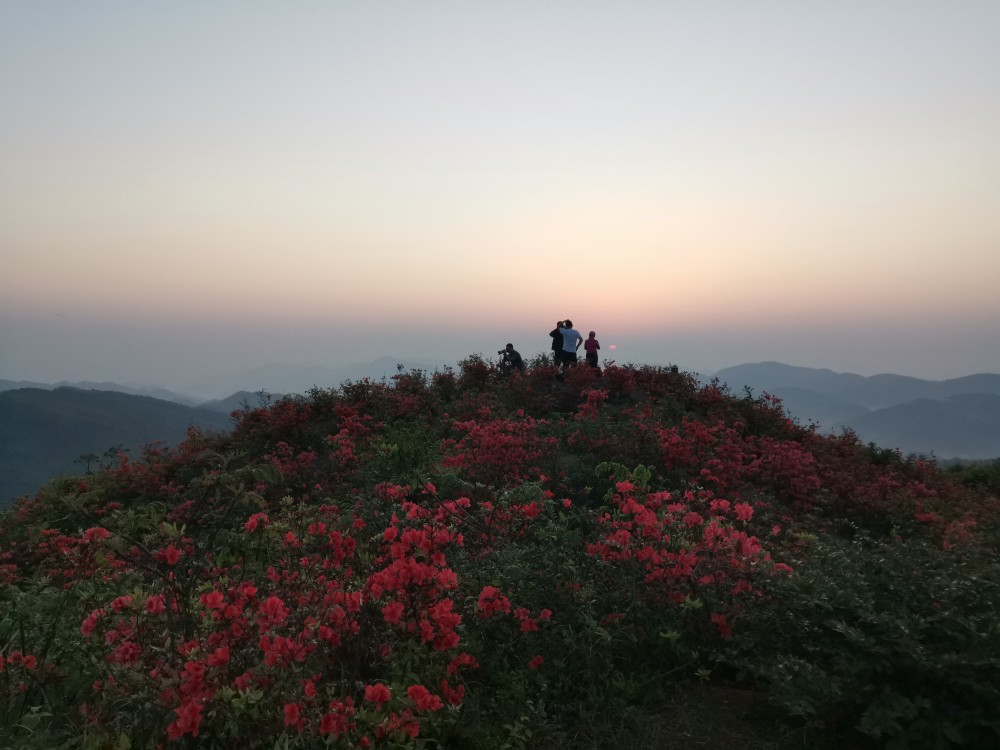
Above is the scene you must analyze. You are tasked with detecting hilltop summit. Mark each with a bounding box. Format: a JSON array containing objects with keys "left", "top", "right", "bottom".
[{"left": 2, "top": 358, "right": 998, "bottom": 748}]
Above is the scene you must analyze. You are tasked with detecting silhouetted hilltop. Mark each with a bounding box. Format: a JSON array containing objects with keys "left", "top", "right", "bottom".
[
  {"left": 179, "top": 357, "right": 435, "bottom": 399},
  {"left": 0, "top": 378, "right": 199, "bottom": 405},
  {"left": 0, "top": 387, "right": 232, "bottom": 504},
  {"left": 713, "top": 361, "right": 867, "bottom": 396},
  {"left": 198, "top": 391, "right": 281, "bottom": 414},
  {"left": 714, "top": 362, "right": 1000, "bottom": 458},
  {"left": 757, "top": 386, "right": 870, "bottom": 427},
  {"left": 0, "top": 378, "right": 51, "bottom": 391},
  {"left": 934, "top": 373, "right": 1000, "bottom": 398},
  {"left": 716, "top": 362, "right": 1000, "bottom": 409},
  {"left": 7, "top": 360, "right": 998, "bottom": 506},
  {"left": 830, "top": 373, "right": 1000, "bottom": 409},
  {"left": 839, "top": 393, "right": 1000, "bottom": 459},
  {"left": 3, "top": 359, "right": 997, "bottom": 748}
]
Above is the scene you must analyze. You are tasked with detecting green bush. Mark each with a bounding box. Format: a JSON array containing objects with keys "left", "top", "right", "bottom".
[{"left": 723, "top": 530, "right": 1000, "bottom": 747}]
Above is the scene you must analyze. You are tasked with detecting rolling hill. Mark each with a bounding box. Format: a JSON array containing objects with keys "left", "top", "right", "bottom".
[
  {"left": 713, "top": 362, "right": 1000, "bottom": 459},
  {"left": 2, "top": 359, "right": 997, "bottom": 748},
  {"left": 179, "top": 357, "right": 435, "bottom": 400},
  {"left": 0, "top": 387, "right": 233, "bottom": 504},
  {"left": 840, "top": 393, "right": 1000, "bottom": 459}
]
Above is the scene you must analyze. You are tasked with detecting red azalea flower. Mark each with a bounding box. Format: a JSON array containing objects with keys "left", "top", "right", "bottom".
[
  {"left": 364, "top": 683, "right": 391, "bottom": 706},
  {"left": 381, "top": 600, "right": 405, "bottom": 625},
  {"left": 244, "top": 512, "right": 270, "bottom": 533},
  {"left": 82, "top": 527, "right": 111, "bottom": 543},
  {"left": 157, "top": 544, "right": 182, "bottom": 565},
  {"left": 80, "top": 610, "right": 103, "bottom": 637},
  {"left": 446, "top": 653, "right": 479, "bottom": 675},
  {"left": 476, "top": 586, "right": 510, "bottom": 617},
  {"left": 319, "top": 712, "right": 346, "bottom": 736},
  {"left": 167, "top": 700, "right": 203, "bottom": 739},
  {"left": 200, "top": 590, "right": 225, "bottom": 610},
  {"left": 440, "top": 679, "right": 465, "bottom": 705},
  {"left": 407, "top": 684, "right": 443, "bottom": 711},
  {"left": 207, "top": 646, "right": 229, "bottom": 666},
  {"left": 711, "top": 612, "right": 733, "bottom": 639},
  {"left": 258, "top": 595, "right": 289, "bottom": 626}
]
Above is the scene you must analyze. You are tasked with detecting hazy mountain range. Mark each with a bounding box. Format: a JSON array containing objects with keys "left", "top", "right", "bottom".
[
  {"left": 0, "top": 378, "right": 202, "bottom": 406},
  {"left": 176, "top": 356, "right": 436, "bottom": 400},
  {"left": 0, "top": 357, "right": 433, "bottom": 504},
  {"left": 712, "top": 362, "right": 1000, "bottom": 460},
  {"left": 1, "top": 356, "right": 435, "bottom": 403},
  {"left": 2, "top": 358, "right": 998, "bottom": 506},
  {"left": 0, "top": 387, "right": 234, "bottom": 504}
]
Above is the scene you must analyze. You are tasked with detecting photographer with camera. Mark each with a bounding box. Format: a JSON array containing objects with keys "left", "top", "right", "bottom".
[{"left": 498, "top": 343, "right": 525, "bottom": 375}]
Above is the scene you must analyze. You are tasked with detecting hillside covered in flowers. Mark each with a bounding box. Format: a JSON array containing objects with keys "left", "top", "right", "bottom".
[{"left": 2, "top": 358, "right": 998, "bottom": 749}]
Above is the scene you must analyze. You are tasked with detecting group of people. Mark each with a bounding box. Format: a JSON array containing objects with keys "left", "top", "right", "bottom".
[
  {"left": 498, "top": 319, "right": 601, "bottom": 375},
  {"left": 550, "top": 320, "right": 600, "bottom": 369}
]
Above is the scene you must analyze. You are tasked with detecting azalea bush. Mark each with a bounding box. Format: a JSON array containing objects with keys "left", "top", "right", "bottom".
[
  {"left": 724, "top": 531, "right": 1000, "bottom": 747},
  {"left": 1, "top": 359, "right": 998, "bottom": 748}
]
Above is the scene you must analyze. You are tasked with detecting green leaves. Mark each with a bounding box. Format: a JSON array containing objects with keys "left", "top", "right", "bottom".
[
  {"left": 594, "top": 462, "right": 651, "bottom": 491},
  {"left": 3, "top": 361, "right": 999, "bottom": 748},
  {"left": 15, "top": 706, "right": 50, "bottom": 733}
]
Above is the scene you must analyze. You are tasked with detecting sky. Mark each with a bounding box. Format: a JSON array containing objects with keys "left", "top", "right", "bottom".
[{"left": 2, "top": 1, "right": 998, "bottom": 389}]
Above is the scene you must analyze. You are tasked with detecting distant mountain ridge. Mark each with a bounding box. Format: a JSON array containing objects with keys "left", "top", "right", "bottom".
[
  {"left": 0, "top": 356, "right": 438, "bottom": 504},
  {"left": 198, "top": 391, "right": 282, "bottom": 414},
  {"left": 1, "top": 357, "right": 439, "bottom": 404},
  {"left": 713, "top": 362, "right": 1000, "bottom": 459},
  {"left": 845, "top": 394, "right": 1000, "bottom": 459},
  {"left": 0, "top": 378, "right": 200, "bottom": 406},
  {"left": 178, "top": 357, "right": 437, "bottom": 399},
  {"left": 0, "top": 387, "right": 233, "bottom": 505},
  {"left": 714, "top": 362, "right": 1000, "bottom": 406},
  {"left": 5, "top": 359, "right": 997, "bottom": 507}
]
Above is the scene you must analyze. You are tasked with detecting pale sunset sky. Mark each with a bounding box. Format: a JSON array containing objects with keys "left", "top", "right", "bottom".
[{"left": 2, "top": 1, "right": 998, "bottom": 387}]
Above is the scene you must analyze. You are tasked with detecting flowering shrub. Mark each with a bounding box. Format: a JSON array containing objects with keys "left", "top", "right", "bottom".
[
  {"left": 1, "top": 360, "right": 998, "bottom": 748},
  {"left": 440, "top": 411, "right": 557, "bottom": 486}
]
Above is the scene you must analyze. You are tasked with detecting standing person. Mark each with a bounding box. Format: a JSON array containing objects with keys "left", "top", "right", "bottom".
[
  {"left": 560, "top": 319, "right": 583, "bottom": 366},
  {"left": 549, "top": 321, "right": 564, "bottom": 366},
  {"left": 584, "top": 331, "right": 600, "bottom": 368}
]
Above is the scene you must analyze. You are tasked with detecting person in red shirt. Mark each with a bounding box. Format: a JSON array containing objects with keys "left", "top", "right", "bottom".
[{"left": 584, "top": 331, "right": 600, "bottom": 368}]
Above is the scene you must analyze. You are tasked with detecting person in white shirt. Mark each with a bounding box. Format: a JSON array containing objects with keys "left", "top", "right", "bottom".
[{"left": 560, "top": 319, "right": 583, "bottom": 365}]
